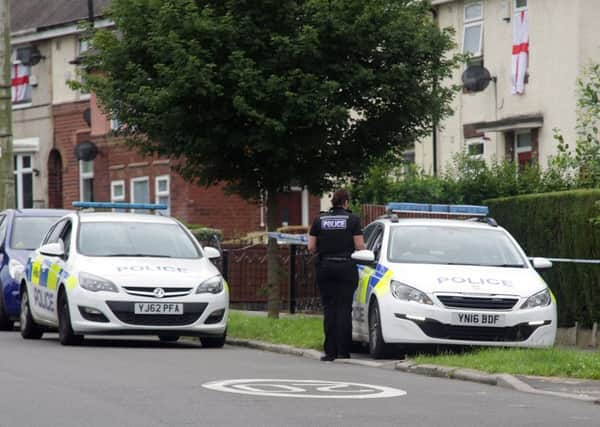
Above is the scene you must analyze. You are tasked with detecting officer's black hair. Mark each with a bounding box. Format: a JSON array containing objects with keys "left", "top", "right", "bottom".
[{"left": 331, "top": 188, "right": 350, "bottom": 208}]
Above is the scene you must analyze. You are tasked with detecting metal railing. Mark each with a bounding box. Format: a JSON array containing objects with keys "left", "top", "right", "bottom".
[{"left": 219, "top": 243, "right": 320, "bottom": 313}]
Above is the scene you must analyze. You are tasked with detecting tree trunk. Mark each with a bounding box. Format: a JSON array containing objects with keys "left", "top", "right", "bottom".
[
  {"left": 0, "top": 0, "right": 13, "bottom": 210},
  {"left": 266, "top": 191, "right": 280, "bottom": 319}
]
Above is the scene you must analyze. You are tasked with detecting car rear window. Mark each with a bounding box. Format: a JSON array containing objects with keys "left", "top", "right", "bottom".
[
  {"left": 11, "top": 216, "right": 61, "bottom": 250},
  {"left": 78, "top": 222, "right": 201, "bottom": 259},
  {"left": 387, "top": 226, "right": 526, "bottom": 267}
]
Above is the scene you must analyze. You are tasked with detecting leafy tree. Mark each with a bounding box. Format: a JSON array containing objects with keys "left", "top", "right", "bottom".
[
  {"left": 82, "top": 0, "right": 461, "bottom": 317},
  {"left": 551, "top": 63, "right": 600, "bottom": 188}
]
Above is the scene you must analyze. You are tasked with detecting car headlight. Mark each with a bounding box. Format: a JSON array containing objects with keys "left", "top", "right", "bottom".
[
  {"left": 390, "top": 280, "right": 433, "bottom": 305},
  {"left": 79, "top": 272, "right": 119, "bottom": 293},
  {"left": 196, "top": 276, "right": 224, "bottom": 294},
  {"left": 521, "top": 289, "right": 551, "bottom": 309},
  {"left": 8, "top": 259, "right": 24, "bottom": 280}
]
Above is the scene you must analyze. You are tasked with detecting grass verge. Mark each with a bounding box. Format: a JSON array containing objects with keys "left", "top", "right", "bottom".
[
  {"left": 227, "top": 312, "right": 600, "bottom": 379},
  {"left": 228, "top": 311, "right": 323, "bottom": 351},
  {"left": 413, "top": 347, "right": 600, "bottom": 379}
]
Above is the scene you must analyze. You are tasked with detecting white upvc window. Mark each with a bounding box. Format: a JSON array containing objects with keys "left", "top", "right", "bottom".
[
  {"left": 466, "top": 138, "right": 485, "bottom": 158},
  {"left": 155, "top": 175, "right": 170, "bottom": 215},
  {"left": 78, "top": 38, "right": 90, "bottom": 55},
  {"left": 515, "top": 130, "right": 533, "bottom": 169},
  {"left": 515, "top": 0, "right": 528, "bottom": 12},
  {"left": 131, "top": 176, "right": 149, "bottom": 213},
  {"left": 111, "top": 180, "right": 126, "bottom": 212},
  {"left": 111, "top": 180, "right": 125, "bottom": 203},
  {"left": 79, "top": 160, "right": 94, "bottom": 202},
  {"left": 463, "top": 2, "right": 483, "bottom": 58},
  {"left": 11, "top": 53, "right": 32, "bottom": 105},
  {"left": 110, "top": 117, "right": 121, "bottom": 131},
  {"left": 14, "top": 154, "right": 33, "bottom": 209}
]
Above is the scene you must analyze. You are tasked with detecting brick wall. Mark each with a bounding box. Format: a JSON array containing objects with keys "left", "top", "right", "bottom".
[
  {"left": 52, "top": 100, "right": 91, "bottom": 207},
  {"left": 54, "top": 100, "right": 322, "bottom": 239}
]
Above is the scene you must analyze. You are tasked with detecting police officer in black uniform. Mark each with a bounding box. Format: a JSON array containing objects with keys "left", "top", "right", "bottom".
[{"left": 308, "top": 189, "right": 365, "bottom": 361}]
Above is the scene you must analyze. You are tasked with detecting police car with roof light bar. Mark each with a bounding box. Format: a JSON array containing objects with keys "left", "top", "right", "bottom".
[
  {"left": 350, "top": 203, "right": 557, "bottom": 358},
  {"left": 18, "top": 202, "right": 228, "bottom": 347}
]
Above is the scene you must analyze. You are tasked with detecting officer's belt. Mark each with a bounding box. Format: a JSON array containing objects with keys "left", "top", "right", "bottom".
[{"left": 321, "top": 256, "right": 351, "bottom": 262}]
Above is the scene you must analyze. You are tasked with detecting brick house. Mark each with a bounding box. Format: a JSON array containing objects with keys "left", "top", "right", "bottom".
[{"left": 13, "top": 0, "right": 320, "bottom": 239}]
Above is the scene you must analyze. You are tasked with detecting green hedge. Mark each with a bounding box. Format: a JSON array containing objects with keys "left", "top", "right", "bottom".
[
  {"left": 189, "top": 227, "right": 222, "bottom": 244},
  {"left": 486, "top": 190, "right": 600, "bottom": 327}
]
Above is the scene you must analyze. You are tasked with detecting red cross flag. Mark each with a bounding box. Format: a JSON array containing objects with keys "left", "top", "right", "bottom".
[
  {"left": 11, "top": 63, "right": 30, "bottom": 103},
  {"left": 511, "top": 10, "right": 529, "bottom": 95}
]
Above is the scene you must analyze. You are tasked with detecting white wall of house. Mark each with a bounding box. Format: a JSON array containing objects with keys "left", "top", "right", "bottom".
[
  {"left": 11, "top": 39, "right": 53, "bottom": 207},
  {"left": 51, "top": 34, "right": 89, "bottom": 105},
  {"left": 417, "top": 0, "right": 600, "bottom": 173}
]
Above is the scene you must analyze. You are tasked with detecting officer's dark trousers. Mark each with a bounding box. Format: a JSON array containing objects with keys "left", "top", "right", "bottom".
[{"left": 316, "top": 259, "right": 358, "bottom": 357}]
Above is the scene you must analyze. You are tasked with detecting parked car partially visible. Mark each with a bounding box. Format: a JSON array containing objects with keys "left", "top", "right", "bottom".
[{"left": 0, "top": 209, "right": 71, "bottom": 330}]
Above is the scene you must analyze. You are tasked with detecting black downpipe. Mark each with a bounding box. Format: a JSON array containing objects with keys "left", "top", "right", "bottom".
[
  {"left": 433, "top": 123, "right": 438, "bottom": 176},
  {"left": 88, "top": 0, "right": 94, "bottom": 23}
]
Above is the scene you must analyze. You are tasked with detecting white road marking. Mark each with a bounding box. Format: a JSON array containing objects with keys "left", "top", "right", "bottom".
[{"left": 202, "top": 379, "right": 407, "bottom": 399}]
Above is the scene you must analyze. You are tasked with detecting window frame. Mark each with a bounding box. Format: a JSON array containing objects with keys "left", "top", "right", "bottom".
[
  {"left": 44, "top": 219, "right": 68, "bottom": 245},
  {"left": 514, "top": 0, "right": 528, "bottom": 12},
  {"left": 0, "top": 214, "right": 7, "bottom": 243},
  {"left": 111, "top": 180, "right": 125, "bottom": 203},
  {"left": 515, "top": 130, "right": 532, "bottom": 154},
  {"left": 14, "top": 153, "right": 34, "bottom": 209},
  {"left": 463, "top": 2, "right": 484, "bottom": 59},
  {"left": 130, "top": 176, "right": 150, "bottom": 212},
  {"left": 515, "top": 129, "right": 533, "bottom": 170},
  {"left": 466, "top": 137, "right": 485, "bottom": 158},
  {"left": 155, "top": 175, "right": 170, "bottom": 215},
  {"left": 79, "top": 160, "right": 94, "bottom": 202},
  {"left": 11, "top": 48, "right": 32, "bottom": 106}
]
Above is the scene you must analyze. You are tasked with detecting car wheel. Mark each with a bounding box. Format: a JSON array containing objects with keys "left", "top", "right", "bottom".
[
  {"left": 0, "top": 286, "right": 14, "bottom": 331},
  {"left": 158, "top": 335, "right": 180, "bottom": 342},
  {"left": 201, "top": 331, "right": 226, "bottom": 348},
  {"left": 20, "top": 288, "right": 43, "bottom": 339},
  {"left": 368, "top": 301, "right": 389, "bottom": 359},
  {"left": 58, "top": 291, "right": 83, "bottom": 346}
]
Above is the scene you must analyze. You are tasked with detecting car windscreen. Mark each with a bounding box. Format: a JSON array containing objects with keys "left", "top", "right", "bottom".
[
  {"left": 387, "top": 226, "right": 526, "bottom": 267},
  {"left": 78, "top": 222, "right": 201, "bottom": 258},
  {"left": 11, "top": 216, "right": 61, "bottom": 250}
]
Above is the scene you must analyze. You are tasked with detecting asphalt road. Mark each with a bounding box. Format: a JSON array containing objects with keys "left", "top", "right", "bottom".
[{"left": 0, "top": 332, "right": 598, "bottom": 427}]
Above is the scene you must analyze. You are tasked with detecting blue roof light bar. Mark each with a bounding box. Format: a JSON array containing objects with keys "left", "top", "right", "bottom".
[
  {"left": 72, "top": 202, "right": 168, "bottom": 211},
  {"left": 386, "top": 202, "right": 489, "bottom": 217}
]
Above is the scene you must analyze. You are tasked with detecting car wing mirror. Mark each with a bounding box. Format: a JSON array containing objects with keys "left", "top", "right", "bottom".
[
  {"left": 351, "top": 249, "right": 376, "bottom": 264},
  {"left": 39, "top": 242, "right": 64, "bottom": 258},
  {"left": 204, "top": 246, "right": 221, "bottom": 259},
  {"left": 531, "top": 257, "right": 552, "bottom": 269}
]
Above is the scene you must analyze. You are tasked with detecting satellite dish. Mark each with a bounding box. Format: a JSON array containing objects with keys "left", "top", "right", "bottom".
[
  {"left": 74, "top": 141, "right": 98, "bottom": 161},
  {"left": 17, "top": 46, "right": 43, "bottom": 66},
  {"left": 461, "top": 65, "right": 494, "bottom": 92}
]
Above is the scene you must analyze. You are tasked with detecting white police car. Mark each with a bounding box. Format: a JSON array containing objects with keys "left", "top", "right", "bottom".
[
  {"left": 351, "top": 203, "right": 557, "bottom": 358},
  {"left": 19, "top": 202, "right": 228, "bottom": 347}
]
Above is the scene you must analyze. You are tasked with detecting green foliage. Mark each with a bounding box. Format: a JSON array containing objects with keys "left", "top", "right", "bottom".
[
  {"left": 414, "top": 347, "right": 600, "bottom": 379},
  {"left": 487, "top": 190, "right": 600, "bottom": 327},
  {"left": 350, "top": 152, "right": 576, "bottom": 206},
  {"left": 228, "top": 310, "right": 323, "bottom": 350},
  {"left": 189, "top": 227, "right": 222, "bottom": 243},
  {"left": 552, "top": 63, "right": 600, "bottom": 188},
  {"left": 82, "top": 0, "right": 461, "bottom": 200}
]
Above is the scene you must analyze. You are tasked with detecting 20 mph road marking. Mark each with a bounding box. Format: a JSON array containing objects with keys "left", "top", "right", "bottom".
[{"left": 202, "top": 379, "right": 407, "bottom": 399}]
